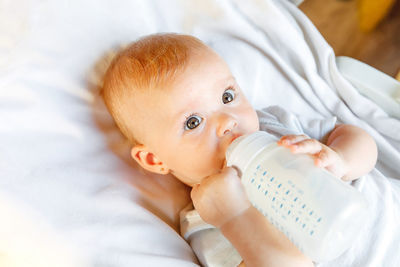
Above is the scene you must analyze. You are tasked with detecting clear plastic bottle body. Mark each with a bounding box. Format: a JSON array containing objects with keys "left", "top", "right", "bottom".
[{"left": 226, "top": 133, "right": 368, "bottom": 262}]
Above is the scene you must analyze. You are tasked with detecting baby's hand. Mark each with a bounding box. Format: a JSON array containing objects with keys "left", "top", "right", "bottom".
[
  {"left": 191, "top": 167, "right": 251, "bottom": 228},
  {"left": 278, "top": 134, "right": 349, "bottom": 179}
]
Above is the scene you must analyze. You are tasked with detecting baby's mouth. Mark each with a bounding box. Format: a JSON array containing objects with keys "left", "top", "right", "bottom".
[{"left": 230, "top": 134, "right": 242, "bottom": 145}]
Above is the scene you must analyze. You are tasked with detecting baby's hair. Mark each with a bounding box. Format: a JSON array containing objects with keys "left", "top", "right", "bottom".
[{"left": 101, "top": 33, "right": 208, "bottom": 145}]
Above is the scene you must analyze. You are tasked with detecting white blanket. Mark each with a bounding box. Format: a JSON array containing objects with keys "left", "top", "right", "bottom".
[{"left": 1, "top": 0, "right": 399, "bottom": 266}]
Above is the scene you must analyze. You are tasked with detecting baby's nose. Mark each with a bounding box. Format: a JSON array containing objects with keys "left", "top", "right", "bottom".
[{"left": 217, "top": 115, "right": 237, "bottom": 137}]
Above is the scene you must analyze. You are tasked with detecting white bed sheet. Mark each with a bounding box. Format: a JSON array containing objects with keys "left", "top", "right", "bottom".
[{"left": 1, "top": 0, "right": 399, "bottom": 266}]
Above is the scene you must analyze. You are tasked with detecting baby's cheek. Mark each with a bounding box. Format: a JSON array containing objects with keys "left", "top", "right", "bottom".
[
  {"left": 195, "top": 154, "right": 223, "bottom": 177},
  {"left": 244, "top": 107, "right": 259, "bottom": 131},
  {"left": 181, "top": 137, "right": 225, "bottom": 179}
]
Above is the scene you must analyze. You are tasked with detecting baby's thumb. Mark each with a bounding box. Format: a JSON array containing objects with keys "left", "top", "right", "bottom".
[
  {"left": 222, "top": 165, "right": 242, "bottom": 178},
  {"left": 190, "top": 183, "right": 200, "bottom": 201}
]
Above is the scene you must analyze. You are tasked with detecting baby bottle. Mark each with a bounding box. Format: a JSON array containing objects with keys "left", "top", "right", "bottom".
[{"left": 226, "top": 131, "right": 368, "bottom": 262}]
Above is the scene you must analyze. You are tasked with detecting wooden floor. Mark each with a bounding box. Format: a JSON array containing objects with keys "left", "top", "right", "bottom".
[{"left": 299, "top": 0, "right": 400, "bottom": 77}]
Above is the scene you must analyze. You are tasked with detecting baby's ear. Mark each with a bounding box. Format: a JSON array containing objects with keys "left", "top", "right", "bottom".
[{"left": 130, "top": 145, "right": 170, "bottom": 175}]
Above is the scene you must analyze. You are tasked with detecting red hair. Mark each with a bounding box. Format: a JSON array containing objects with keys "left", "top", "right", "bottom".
[{"left": 101, "top": 33, "right": 208, "bottom": 145}]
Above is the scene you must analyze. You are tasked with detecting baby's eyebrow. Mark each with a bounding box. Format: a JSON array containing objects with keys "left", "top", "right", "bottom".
[
  {"left": 171, "top": 101, "right": 191, "bottom": 121},
  {"left": 220, "top": 76, "right": 236, "bottom": 86},
  {"left": 173, "top": 107, "right": 192, "bottom": 124}
]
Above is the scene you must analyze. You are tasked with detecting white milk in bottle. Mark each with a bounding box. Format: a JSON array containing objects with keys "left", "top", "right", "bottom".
[{"left": 226, "top": 131, "right": 368, "bottom": 262}]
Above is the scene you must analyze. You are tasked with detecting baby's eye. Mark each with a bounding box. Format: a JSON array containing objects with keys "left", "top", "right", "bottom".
[
  {"left": 222, "top": 88, "right": 235, "bottom": 104},
  {"left": 185, "top": 115, "right": 203, "bottom": 130}
]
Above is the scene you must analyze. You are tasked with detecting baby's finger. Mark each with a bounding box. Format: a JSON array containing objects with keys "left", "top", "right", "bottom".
[
  {"left": 190, "top": 183, "right": 200, "bottom": 199},
  {"left": 278, "top": 134, "right": 309, "bottom": 146},
  {"left": 221, "top": 166, "right": 239, "bottom": 177},
  {"left": 290, "top": 138, "right": 322, "bottom": 154}
]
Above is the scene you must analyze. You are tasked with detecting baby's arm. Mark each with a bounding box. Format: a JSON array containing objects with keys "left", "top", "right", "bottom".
[
  {"left": 278, "top": 124, "right": 378, "bottom": 181},
  {"left": 191, "top": 167, "right": 313, "bottom": 267},
  {"left": 325, "top": 124, "right": 377, "bottom": 180}
]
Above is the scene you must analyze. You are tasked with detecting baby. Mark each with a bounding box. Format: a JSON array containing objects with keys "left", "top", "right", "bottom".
[{"left": 101, "top": 33, "right": 377, "bottom": 267}]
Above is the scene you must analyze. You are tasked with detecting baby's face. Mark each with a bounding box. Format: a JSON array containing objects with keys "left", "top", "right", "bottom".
[{"left": 131, "top": 48, "right": 259, "bottom": 186}]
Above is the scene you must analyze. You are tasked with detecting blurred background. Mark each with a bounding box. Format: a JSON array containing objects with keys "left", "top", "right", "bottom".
[{"left": 300, "top": 0, "right": 400, "bottom": 78}]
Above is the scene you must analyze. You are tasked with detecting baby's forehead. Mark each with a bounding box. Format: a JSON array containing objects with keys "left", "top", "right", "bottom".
[{"left": 126, "top": 48, "right": 234, "bottom": 116}]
